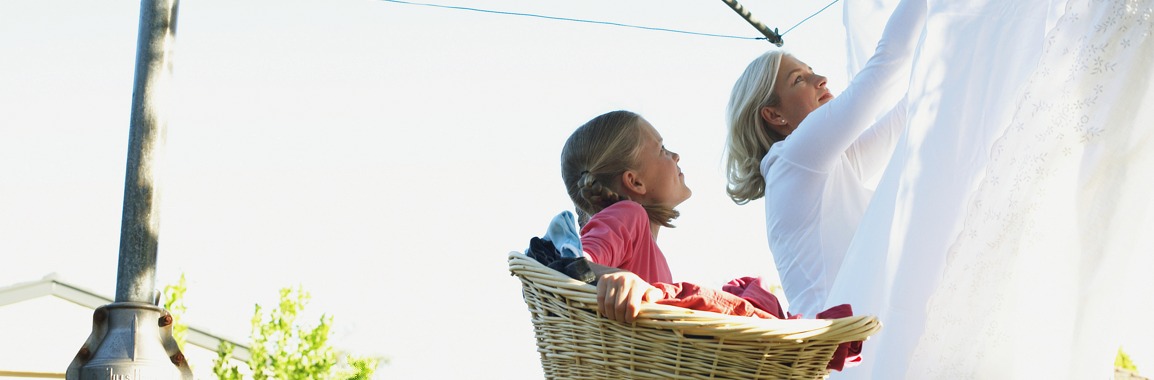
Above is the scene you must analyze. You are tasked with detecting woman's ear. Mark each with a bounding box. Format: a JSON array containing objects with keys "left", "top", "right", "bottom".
[
  {"left": 620, "top": 170, "right": 647, "bottom": 197},
  {"left": 760, "top": 106, "right": 794, "bottom": 137}
]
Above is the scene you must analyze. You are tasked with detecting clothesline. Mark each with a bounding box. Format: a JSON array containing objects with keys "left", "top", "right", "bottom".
[{"left": 377, "top": 0, "right": 842, "bottom": 46}]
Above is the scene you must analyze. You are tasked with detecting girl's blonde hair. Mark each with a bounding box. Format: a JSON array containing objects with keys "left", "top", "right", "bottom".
[
  {"left": 724, "top": 50, "right": 787, "bottom": 205},
  {"left": 561, "top": 110, "right": 679, "bottom": 228}
]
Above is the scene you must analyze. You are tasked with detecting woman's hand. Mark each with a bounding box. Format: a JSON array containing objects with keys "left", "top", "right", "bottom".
[{"left": 595, "top": 270, "right": 664, "bottom": 324}]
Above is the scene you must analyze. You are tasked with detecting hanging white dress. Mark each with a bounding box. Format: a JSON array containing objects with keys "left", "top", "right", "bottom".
[
  {"left": 828, "top": 0, "right": 1154, "bottom": 378},
  {"left": 906, "top": 0, "right": 1154, "bottom": 377}
]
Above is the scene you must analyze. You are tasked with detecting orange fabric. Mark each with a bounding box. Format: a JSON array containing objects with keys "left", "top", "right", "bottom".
[
  {"left": 652, "top": 279, "right": 862, "bottom": 371},
  {"left": 653, "top": 281, "right": 782, "bottom": 319}
]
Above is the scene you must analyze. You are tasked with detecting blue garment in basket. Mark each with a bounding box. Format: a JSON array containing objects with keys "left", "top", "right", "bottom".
[{"left": 543, "top": 210, "right": 582, "bottom": 258}]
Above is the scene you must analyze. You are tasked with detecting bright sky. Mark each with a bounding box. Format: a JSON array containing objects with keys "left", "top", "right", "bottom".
[{"left": 2, "top": 0, "right": 851, "bottom": 378}]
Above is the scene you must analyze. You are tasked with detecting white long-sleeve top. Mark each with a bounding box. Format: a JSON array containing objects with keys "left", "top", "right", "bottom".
[{"left": 761, "top": 0, "right": 925, "bottom": 318}]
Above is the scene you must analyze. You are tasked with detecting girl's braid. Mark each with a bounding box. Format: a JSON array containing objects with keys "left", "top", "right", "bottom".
[{"left": 578, "top": 171, "right": 628, "bottom": 214}]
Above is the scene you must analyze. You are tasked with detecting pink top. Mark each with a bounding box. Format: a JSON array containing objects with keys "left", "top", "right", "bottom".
[{"left": 580, "top": 201, "right": 673, "bottom": 284}]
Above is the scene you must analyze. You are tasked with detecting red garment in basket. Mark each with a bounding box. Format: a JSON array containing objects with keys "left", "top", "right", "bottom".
[
  {"left": 651, "top": 276, "right": 785, "bottom": 318},
  {"left": 813, "top": 304, "right": 862, "bottom": 371},
  {"left": 651, "top": 278, "right": 862, "bottom": 371}
]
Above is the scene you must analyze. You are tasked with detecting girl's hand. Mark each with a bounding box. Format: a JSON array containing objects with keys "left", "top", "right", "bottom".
[{"left": 596, "top": 271, "right": 663, "bottom": 324}]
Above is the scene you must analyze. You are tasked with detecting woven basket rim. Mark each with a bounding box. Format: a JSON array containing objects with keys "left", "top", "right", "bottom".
[{"left": 508, "top": 251, "right": 881, "bottom": 343}]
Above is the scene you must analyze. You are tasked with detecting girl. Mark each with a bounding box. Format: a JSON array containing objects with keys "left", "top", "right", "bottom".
[
  {"left": 560, "top": 110, "right": 690, "bottom": 324},
  {"left": 723, "top": 0, "right": 926, "bottom": 317}
]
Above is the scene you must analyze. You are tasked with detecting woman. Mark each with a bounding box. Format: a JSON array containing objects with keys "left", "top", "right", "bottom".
[{"left": 722, "top": 0, "right": 925, "bottom": 317}]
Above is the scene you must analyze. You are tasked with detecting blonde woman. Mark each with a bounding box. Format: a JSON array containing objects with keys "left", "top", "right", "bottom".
[{"left": 723, "top": 0, "right": 925, "bottom": 317}]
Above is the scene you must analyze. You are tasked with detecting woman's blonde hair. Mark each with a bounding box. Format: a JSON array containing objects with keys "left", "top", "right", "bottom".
[
  {"left": 561, "top": 110, "right": 679, "bottom": 228},
  {"left": 724, "top": 50, "right": 787, "bottom": 205}
]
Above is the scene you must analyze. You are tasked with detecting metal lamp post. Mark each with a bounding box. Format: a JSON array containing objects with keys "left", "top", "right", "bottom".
[{"left": 66, "top": 0, "right": 191, "bottom": 378}]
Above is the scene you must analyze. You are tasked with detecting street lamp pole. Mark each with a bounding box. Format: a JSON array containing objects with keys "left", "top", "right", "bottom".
[{"left": 67, "top": 0, "right": 191, "bottom": 378}]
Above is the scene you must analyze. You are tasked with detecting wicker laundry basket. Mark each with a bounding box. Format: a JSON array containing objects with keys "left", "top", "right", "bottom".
[{"left": 508, "top": 251, "right": 881, "bottom": 380}]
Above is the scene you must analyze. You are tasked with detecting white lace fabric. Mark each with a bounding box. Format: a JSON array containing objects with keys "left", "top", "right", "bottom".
[
  {"left": 909, "top": 0, "right": 1154, "bottom": 377},
  {"left": 829, "top": 0, "right": 1154, "bottom": 378}
]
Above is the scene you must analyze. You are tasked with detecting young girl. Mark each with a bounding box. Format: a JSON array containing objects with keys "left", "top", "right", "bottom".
[
  {"left": 560, "top": 110, "right": 690, "bottom": 324},
  {"left": 722, "top": 0, "right": 925, "bottom": 317}
]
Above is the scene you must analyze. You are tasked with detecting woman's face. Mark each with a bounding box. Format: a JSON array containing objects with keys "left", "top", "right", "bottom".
[{"left": 766, "top": 55, "right": 833, "bottom": 135}]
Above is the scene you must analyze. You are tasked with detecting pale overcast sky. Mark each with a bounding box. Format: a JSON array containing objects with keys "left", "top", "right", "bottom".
[{"left": 2, "top": 1, "right": 870, "bottom": 378}]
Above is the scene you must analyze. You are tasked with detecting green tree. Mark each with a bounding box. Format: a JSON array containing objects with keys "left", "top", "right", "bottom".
[
  {"left": 1117, "top": 346, "right": 1139, "bottom": 372},
  {"left": 162, "top": 273, "right": 189, "bottom": 350},
  {"left": 161, "top": 275, "right": 381, "bottom": 379},
  {"left": 335, "top": 356, "right": 382, "bottom": 380},
  {"left": 213, "top": 341, "right": 243, "bottom": 380},
  {"left": 213, "top": 286, "right": 381, "bottom": 380}
]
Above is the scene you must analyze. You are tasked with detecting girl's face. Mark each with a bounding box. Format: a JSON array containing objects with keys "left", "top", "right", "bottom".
[
  {"left": 629, "top": 119, "right": 692, "bottom": 209},
  {"left": 766, "top": 55, "right": 833, "bottom": 135}
]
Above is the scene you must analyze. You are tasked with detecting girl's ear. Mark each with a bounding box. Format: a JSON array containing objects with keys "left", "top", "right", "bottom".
[
  {"left": 760, "top": 106, "right": 793, "bottom": 137},
  {"left": 620, "top": 170, "right": 646, "bottom": 197}
]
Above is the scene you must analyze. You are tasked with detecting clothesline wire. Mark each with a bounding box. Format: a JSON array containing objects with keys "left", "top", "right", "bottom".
[
  {"left": 378, "top": 0, "right": 761, "bottom": 40},
  {"left": 782, "top": 0, "right": 840, "bottom": 36},
  {"left": 378, "top": 0, "right": 841, "bottom": 43}
]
